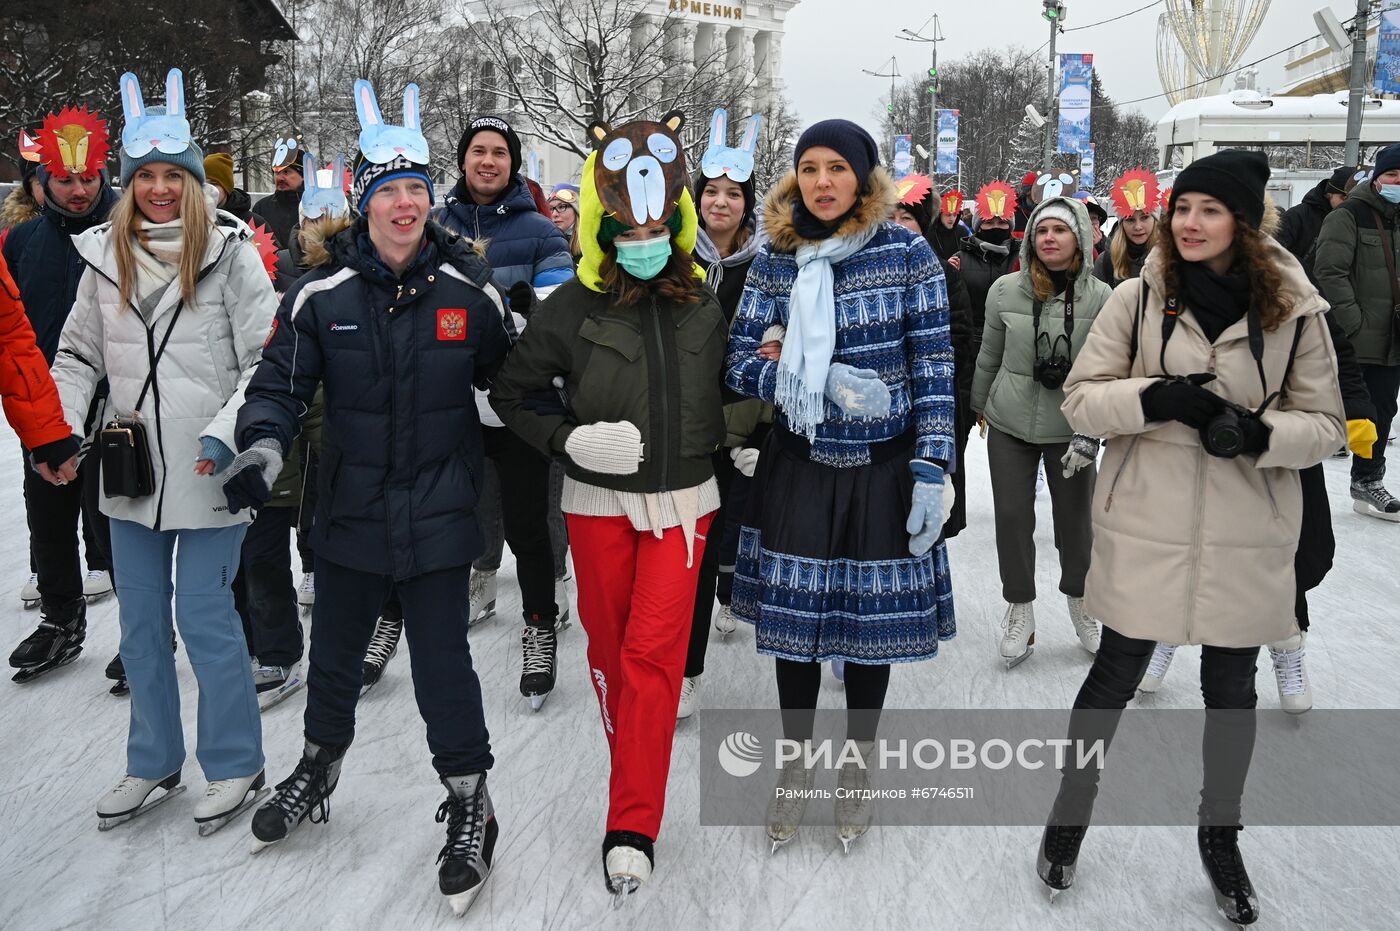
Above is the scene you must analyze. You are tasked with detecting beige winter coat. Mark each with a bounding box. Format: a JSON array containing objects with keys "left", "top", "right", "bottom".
[{"left": 1061, "top": 242, "right": 1345, "bottom": 647}]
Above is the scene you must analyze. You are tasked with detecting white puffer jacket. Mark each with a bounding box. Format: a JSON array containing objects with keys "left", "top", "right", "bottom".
[{"left": 53, "top": 217, "right": 278, "bottom": 530}]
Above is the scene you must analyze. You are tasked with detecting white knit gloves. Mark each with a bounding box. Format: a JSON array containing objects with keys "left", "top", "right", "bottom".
[{"left": 564, "top": 421, "right": 645, "bottom": 475}]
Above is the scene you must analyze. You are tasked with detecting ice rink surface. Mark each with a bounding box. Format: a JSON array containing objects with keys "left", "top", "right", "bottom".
[{"left": 1, "top": 417, "right": 1396, "bottom": 930}]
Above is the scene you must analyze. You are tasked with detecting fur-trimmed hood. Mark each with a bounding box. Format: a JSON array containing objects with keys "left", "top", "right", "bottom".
[
  {"left": 1, "top": 187, "right": 40, "bottom": 230},
  {"left": 761, "top": 166, "right": 899, "bottom": 254}
]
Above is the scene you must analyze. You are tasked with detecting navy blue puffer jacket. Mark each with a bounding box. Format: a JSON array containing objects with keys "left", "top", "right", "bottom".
[
  {"left": 236, "top": 218, "right": 513, "bottom": 580},
  {"left": 433, "top": 176, "right": 573, "bottom": 290}
]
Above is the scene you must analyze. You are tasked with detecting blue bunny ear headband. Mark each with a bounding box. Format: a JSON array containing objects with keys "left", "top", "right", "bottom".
[
  {"left": 353, "top": 78, "right": 429, "bottom": 165},
  {"left": 700, "top": 108, "right": 761, "bottom": 184},
  {"left": 300, "top": 153, "right": 349, "bottom": 220},
  {"left": 119, "top": 68, "right": 193, "bottom": 158}
]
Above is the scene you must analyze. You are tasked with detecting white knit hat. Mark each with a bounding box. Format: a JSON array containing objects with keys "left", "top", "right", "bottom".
[{"left": 1032, "top": 200, "right": 1078, "bottom": 233}]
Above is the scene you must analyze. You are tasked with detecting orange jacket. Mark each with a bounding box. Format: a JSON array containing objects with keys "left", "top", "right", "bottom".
[{"left": 0, "top": 251, "right": 71, "bottom": 450}]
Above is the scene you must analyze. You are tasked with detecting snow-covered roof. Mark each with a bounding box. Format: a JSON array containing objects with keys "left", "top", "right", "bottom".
[{"left": 1157, "top": 90, "right": 1400, "bottom": 146}]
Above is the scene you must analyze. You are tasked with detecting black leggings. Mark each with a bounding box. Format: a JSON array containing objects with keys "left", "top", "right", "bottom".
[
  {"left": 775, "top": 657, "right": 891, "bottom": 743},
  {"left": 1054, "top": 626, "right": 1260, "bottom": 825}
]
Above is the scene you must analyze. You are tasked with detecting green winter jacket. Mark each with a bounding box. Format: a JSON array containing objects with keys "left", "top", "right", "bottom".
[
  {"left": 970, "top": 196, "right": 1114, "bottom": 444},
  {"left": 1313, "top": 181, "right": 1400, "bottom": 366},
  {"left": 489, "top": 277, "right": 727, "bottom": 494},
  {"left": 263, "top": 389, "right": 324, "bottom": 509}
]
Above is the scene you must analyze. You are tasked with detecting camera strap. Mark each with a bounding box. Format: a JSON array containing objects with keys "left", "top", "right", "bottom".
[{"left": 1033, "top": 279, "right": 1075, "bottom": 358}]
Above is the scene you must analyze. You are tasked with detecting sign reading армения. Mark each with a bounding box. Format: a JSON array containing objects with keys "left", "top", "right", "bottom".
[{"left": 668, "top": 0, "right": 745, "bottom": 21}]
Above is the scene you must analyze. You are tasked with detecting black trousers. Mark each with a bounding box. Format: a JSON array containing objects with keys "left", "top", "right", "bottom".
[
  {"left": 1054, "top": 626, "right": 1260, "bottom": 825},
  {"left": 20, "top": 449, "right": 84, "bottom": 606},
  {"left": 233, "top": 506, "right": 303, "bottom": 667},
  {"left": 1353, "top": 363, "right": 1400, "bottom": 481},
  {"left": 775, "top": 657, "right": 891, "bottom": 743},
  {"left": 472, "top": 425, "right": 558, "bottom": 620},
  {"left": 304, "top": 557, "right": 492, "bottom": 775},
  {"left": 684, "top": 451, "right": 735, "bottom": 678},
  {"left": 296, "top": 442, "right": 318, "bottom": 574}
]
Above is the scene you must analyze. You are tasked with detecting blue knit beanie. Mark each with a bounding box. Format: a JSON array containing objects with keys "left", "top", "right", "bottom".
[
  {"left": 351, "top": 151, "right": 433, "bottom": 214},
  {"left": 1373, "top": 144, "right": 1400, "bottom": 180},
  {"left": 119, "top": 108, "right": 206, "bottom": 186},
  {"left": 793, "top": 119, "right": 878, "bottom": 187}
]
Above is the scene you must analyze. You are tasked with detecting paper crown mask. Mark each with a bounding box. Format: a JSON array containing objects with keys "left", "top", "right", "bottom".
[
  {"left": 1110, "top": 168, "right": 1161, "bottom": 218},
  {"left": 353, "top": 79, "right": 429, "bottom": 165},
  {"left": 941, "top": 189, "right": 966, "bottom": 216},
  {"left": 247, "top": 219, "right": 280, "bottom": 282},
  {"left": 18, "top": 129, "right": 42, "bottom": 164},
  {"left": 36, "top": 108, "right": 109, "bottom": 180},
  {"left": 1031, "top": 171, "right": 1077, "bottom": 204},
  {"left": 976, "top": 181, "right": 1018, "bottom": 222},
  {"left": 300, "top": 154, "right": 349, "bottom": 221},
  {"left": 895, "top": 174, "right": 933, "bottom": 207},
  {"left": 700, "top": 108, "right": 761, "bottom": 184},
  {"left": 119, "top": 69, "right": 192, "bottom": 158},
  {"left": 589, "top": 111, "right": 688, "bottom": 227}
]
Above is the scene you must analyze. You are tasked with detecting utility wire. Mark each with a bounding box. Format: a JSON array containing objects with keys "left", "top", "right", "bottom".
[{"left": 1064, "top": 0, "right": 1164, "bottom": 33}]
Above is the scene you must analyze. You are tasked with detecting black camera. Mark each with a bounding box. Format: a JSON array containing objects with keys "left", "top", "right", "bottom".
[
  {"left": 1203, "top": 407, "right": 1245, "bottom": 457},
  {"left": 1034, "top": 354, "right": 1071, "bottom": 390}
]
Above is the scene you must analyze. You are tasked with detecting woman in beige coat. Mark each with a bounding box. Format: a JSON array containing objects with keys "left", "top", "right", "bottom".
[{"left": 1035, "top": 151, "right": 1344, "bottom": 926}]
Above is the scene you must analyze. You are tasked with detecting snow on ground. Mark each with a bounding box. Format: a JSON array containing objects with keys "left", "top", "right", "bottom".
[{"left": 1, "top": 416, "right": 1396, "bottom": 930}]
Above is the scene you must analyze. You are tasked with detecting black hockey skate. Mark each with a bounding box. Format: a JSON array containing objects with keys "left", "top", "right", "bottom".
[
  {"left": 603, "top": 830, "right": 654, "bottom": 905},
  {"left": 360, "top": 610, "right": 403, "bottom": 697},
  {"left": 1037, "top": 823, "right": 1088, "bottom": 898},
  {"left": 1198, "top": 825, "right": 1259, "bottom": 926},
  {"left": 436, "top": 772, "right": 497, "bottom": 917},
  {"left": 519, "top": 615, "right": 556, "bottom": 712},
  {"left": 10, "top": 599, "right": 86, "bottom": 683},
  {"left": 249, "top": 739, "right": 345, "bottom": 853}
]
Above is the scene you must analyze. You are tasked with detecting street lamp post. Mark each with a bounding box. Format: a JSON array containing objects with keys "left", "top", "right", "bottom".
[
  {"left": 862, "top": 57, "right": 901, "bottom": 126},
  {"left": 1041, "top": 1, "right": 1066, "bottom": 173},
  {"left": 899, "top": 17, "right": 945, "bottom": 175}
]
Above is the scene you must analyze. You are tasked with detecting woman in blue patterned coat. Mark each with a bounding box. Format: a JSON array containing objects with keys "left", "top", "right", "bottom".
[{"left": 724, "top": 120, "right": 957, "bottom": 854}]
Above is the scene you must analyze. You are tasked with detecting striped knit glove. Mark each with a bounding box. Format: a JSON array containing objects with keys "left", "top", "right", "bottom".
[
  {"left": 1060, "top": 434, "right": 1099, "bottom": 479},
  {"left": 564, "top": 421, "right": 645, "bottom": 475},
  {"left": 222, "top": 437, "right": 284, "bottom": 514}
]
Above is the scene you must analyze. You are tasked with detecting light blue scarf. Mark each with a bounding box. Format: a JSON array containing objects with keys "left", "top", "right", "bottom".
[{"left": 775, "top": 223, "right": 880, "bottom": 438}]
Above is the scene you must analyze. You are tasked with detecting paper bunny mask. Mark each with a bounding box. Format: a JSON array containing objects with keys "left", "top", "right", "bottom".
[
  {"left": 300, "top": 154, "right": 349, "bottom": 221},
  {"left": 119, "top": 69, "right": 192, "bottom": 158},
  {"left": 354, "top": 79, "right": 429, "bottom": 165},
  {"left": 700, "top": 108, "right": 761, "bottom": 184}
]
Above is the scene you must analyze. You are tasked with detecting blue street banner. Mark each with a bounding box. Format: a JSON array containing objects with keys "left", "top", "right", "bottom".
[
  {"left": 893, "top": 134, "right": 913, "bottom": 178},
  {"left": 1378, "top": 10, "right": 1400, "bottom": 95},
  {"left": 1079, "top": 144, "right": 1095, "bottom": 190},
  {"left": 1058, "top": 53, "right": 1093, "bottom": 155},
  {"left": 936, "top": 110, "right": 959, "bottom": 174}
]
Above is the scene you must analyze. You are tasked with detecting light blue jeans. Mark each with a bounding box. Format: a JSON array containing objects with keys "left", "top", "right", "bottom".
[{"left": 109, "top": 518, "right": 263, "bottom": 781}]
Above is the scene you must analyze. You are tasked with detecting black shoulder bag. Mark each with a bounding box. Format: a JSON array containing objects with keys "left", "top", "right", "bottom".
[{"left": 99, "top": 297, "right": 185, "bottom": 499}]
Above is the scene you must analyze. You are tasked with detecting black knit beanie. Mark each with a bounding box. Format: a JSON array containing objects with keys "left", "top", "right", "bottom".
[
  {"left": 1169, "top": 149, "right": 1270, "bottom": 229},
  {"left": 1327, "top": 164, "right": 1360, "bottom": 196},
  {"left": 456, "top": 116, "right": 522, "bottom": 176},
  {"left": 1373, "top": 143, "right": 1400, "bottom": 180},
  {"left": 793, "top": 119, "right": 878, "bottom": 188}
]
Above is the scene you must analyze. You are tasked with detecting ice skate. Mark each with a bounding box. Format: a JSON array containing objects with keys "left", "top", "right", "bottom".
[
  {"left": 676, "top": 675, "right": 700, "bottom": 720},
  {"left": 360, "top": 611, "right": 402, "bottom": 697},
  {"left": 437, "top": 772, "right": 497, "bottom": 917},
  {"left": 836, "top": 739, "right": 875, "bottom": 853},
  {"left": 106, "top": 652, "right": 129, "bottom": 695},
  {"left": 714, "top": 604, "right": 737, "bottom": 638},
  {"left": 195, "top": 771, "right": 269, "bottom": 836},
  {"left": 10, "top": 598, "right": 86, "bottom": 684},
  {"left": 83, "top": 569, "right": 114, "bottom": 603},
  {"left": 1198, "top": 825, "right": 1260, "bottom": 926},
  {"left": 297, "top": 572, "right": 315, "bottom": 613},
  {"left": 249, "top": 739, "right": 344, "bottom": 852},
  {"left": 554, "top": 573, "right": 572, "bottom": 630},
  {"left": 468, "top": 570, "right": 497, "bottom": 626},
  {"left": 999, "top": 603, "right": 1035, "bottom": 669},
  {"left": 1136, "top": 642, "right": 1178, "bottom": 696},
  {"left": 97, "top": 771, "right": 185, "bottom": 830},
  {"left": 519, "top": 616, "right": 557, "bottom": 712},
  {"left": 603, "top": 830, "right": 654, "bottom": 905},
  {"left": 253, "top": 661, "right": 304, "bottom": 712},
  {"left": 1066, "top": 597, "right": 1099, "bottom": 654},
  {"left": 1351, "top": 477, "right": 1400, "bottom": 522},
  {"left": 766, "top": 747, "right": 816, "bottom": 853},
  {"left": 1268, "top": 632, "right": 1311, "bottom": 715},
  {"left": 1037, "top": 822, "right": 1089, "bottom": 899},
  {"left": 20, "top": 572, "right": 39, "bottom": 609}
]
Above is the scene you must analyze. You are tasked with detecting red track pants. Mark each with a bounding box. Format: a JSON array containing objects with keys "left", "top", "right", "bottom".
[{"left": 566, "top": 512, "right": 713, "bottom": 839}]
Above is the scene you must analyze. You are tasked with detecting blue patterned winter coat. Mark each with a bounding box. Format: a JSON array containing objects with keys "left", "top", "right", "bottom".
[{"left": 724, "top": 167, "right": 956, "bottom": 469}]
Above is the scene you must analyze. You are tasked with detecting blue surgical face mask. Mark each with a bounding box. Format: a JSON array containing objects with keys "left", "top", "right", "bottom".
[
  {"left": 1379, "top": 183, "right": 1400, "bottom": 205},
  {"left": 614, "top": 236, "right": 672, "bottom": 280}
]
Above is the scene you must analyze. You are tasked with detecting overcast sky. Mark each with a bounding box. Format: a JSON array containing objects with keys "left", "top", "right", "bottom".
[{"left": 781, "top": 0, "right": 1324, "bottom": 138}]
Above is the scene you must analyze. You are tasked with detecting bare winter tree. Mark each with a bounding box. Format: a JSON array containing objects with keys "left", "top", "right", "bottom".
[
  {"left": 470, "top": 0, "right": 755, "bottom": 161},
  {"left": 750, "top": 96, "right": 801, "bottom": 194}
]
